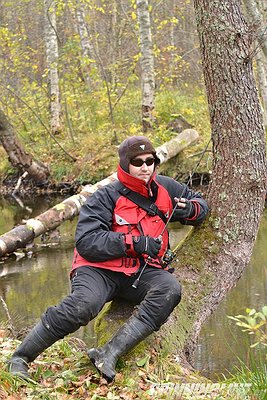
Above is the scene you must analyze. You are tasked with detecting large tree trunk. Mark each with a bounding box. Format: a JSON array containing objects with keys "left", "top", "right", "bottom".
[
  {"left": 0, "top": 109, "right": 49, "bottom": 183},
  {"left": 43, "top": 0, "right": 62, "bottom": 135},
  {"left": 0, "top": 130, "right": 199, "bottom": 258},
  {"left": 136, "top": 0, "right": 155, "bottom": 131},
  {"left": 179, "top": 0, "right": 266, "bottom": 363}
]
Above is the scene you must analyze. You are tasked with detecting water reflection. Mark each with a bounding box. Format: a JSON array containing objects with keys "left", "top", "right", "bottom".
[
  {"left": 0, "top": 246, "right": 72, "bottom": 325},
  {"left": 0, "top": 195, "right": 76, "bottom": 329},
  {"left": 0, "top": 195, "right": 64, "bottom": 235}
]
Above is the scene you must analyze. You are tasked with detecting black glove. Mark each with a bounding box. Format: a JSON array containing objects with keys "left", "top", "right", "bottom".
[
  {"left": 133, "top": 236, "right": 161, "bottom": 258},
  {"left": 173, "top": 198, "right": 194, "bottom": 219}
]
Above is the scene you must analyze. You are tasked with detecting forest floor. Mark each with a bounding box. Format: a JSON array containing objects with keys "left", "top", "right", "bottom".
[{"left": 0, "top": 330, "right": 253, "bottom": 400}]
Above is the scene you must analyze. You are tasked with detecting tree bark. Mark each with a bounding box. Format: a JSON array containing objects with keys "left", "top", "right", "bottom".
[
  {"left": 43, "top": 0, "right": 62, "bottom": 135},
  {"left": 0, "top": 130, "right": 199, "bottom": 258},
  {"left": 136, "top": 0, "right": 156, "bottom": 131},
  {"left": 0, "top": 109, "right": 50, "bottom": 183}
]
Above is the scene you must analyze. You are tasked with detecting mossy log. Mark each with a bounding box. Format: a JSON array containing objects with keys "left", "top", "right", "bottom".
[{"left": 0, "top": 130, "right": 199, "bottom": 258}]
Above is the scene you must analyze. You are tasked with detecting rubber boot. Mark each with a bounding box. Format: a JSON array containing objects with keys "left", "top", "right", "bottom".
[
  {"left": 88, "top": 317, "right": 153, "bottom": 383},
  {"left": 8, "top": 321, "right": 58, "bottom": 379}
]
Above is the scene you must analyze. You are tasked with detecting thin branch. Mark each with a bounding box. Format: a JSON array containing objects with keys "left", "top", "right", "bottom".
[{"left": 0, "top": 296, "right": 16, "bottom": 337}]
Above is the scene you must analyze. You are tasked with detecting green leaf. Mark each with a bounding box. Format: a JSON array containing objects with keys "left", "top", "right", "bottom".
[{"left": 136, "top": 355, "right": 150, "bottom": 367}]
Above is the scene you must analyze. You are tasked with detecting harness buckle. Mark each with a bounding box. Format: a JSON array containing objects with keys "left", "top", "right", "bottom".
[{"left": 148, "top": 204, "right": 157, "bottom": 216}]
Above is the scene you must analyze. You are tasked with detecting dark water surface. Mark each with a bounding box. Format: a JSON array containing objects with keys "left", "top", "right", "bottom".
[
  {"left": 0, "top": 196, "right": 266, "bottom": 379},
  {"left": 194, "top": 211, "right": 267, "bottom": 379}
]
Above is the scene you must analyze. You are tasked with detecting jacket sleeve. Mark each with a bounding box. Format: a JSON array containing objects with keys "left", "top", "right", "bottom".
[
  {"left": 75, "top": 185, "right": 127, "bottom": 262},
  {"left": 156, "top": 176, "right": 209, "bottom": 226}
]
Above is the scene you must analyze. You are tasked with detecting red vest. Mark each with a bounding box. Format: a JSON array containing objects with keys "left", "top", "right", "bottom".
[{"left": 72, "top": 172, "right": 173, "bottom": 275}]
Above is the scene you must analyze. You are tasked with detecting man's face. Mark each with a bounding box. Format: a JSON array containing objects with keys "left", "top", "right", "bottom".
[{"left": 128, "top": 153, "right": 155, "bottom": 183}]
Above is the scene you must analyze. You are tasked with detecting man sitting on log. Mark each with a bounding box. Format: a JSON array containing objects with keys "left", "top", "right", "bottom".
[{"left": 8, "top": 136, "right": 208, "bottom": 383}]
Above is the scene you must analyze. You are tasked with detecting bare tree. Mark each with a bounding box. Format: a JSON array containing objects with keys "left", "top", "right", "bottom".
[
  {"left": 43, "top": 0, "right": 62, "bottom": 135},
  {"left": 136, "top": 0, "right": 155, "bottom": 131},
  {"left": 0, "top": 109, "right": 49, "bottom": 183}
]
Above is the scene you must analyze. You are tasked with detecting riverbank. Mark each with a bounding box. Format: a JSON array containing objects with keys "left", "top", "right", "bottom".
[
  {"left": 0, "top": 169, "right": 210, "bottom": 200},
  {"left": 0, "top": 173, "right": 83, "bottom": 197}
]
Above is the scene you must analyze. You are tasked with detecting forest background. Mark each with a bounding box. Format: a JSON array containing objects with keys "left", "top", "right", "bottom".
[
  {"left": 0, "top": 0, "right": 266, "bottom": 187},
  {"left": 0, "top": 0, "right": 267, "bottom": 399},
  {"left": 0, "top": 0, "right": 219, "bottom": 187}
]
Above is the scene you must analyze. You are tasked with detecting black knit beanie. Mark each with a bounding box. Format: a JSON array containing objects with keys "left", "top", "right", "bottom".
[{"left": 118, "top": 136, "right": 160, "bottom": 172}]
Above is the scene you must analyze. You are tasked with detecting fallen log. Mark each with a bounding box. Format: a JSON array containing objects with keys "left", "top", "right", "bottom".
[{"left": 0, "top": 130, "right": 199, "bottom": 258}]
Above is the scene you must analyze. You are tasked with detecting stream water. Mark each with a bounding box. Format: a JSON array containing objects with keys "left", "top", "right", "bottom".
[{"left": 0, "top": 195, "right": 266, "bottom": 380}]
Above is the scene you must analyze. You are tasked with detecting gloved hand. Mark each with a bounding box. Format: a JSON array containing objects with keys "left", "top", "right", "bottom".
[
  {"left": 173, "top": 197, "right": 194, "bottom": 219},
  {"left": 133, "top": 236, "right": 161, "bottom": 258}
]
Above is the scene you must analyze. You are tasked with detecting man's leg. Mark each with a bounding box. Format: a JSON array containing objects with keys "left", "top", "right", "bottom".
[
  {"left": 124, "top": 266, "right": 182, "bottom": 331},
  {"left": 88, "top": 267, "right": 181, "bottom": 382},
  {"left": 8, "top": 266, "right": 119, "bottom": 378}
]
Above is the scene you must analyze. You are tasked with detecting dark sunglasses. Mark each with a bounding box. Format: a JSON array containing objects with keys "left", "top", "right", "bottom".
[{"left": 130, "top": 157, "right": 155, "bottom": 167}]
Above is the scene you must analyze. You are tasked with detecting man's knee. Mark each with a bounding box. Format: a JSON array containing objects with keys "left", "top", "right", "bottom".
[
  {"left": 75, "top": 299, "right": 99, "bottom": 325},
  {"left": 65, "top": 295, "right": 102, "bottom": 326},
  {"left": 152, "top": 274, "right": 182, "bottom": 305},
  {"left": 165, "top": 278, "right": 182, "bottom": 307},
  {"left": 137, "top": 275, "right": 182, "bottom": 331},
  {"left": 42, "top": 296, "right": 101, "bottom": 337}
]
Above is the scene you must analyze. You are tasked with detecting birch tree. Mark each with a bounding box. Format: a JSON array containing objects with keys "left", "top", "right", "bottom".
[
  {"left": 43, "top": 0, "right": 62, "bottom": 135},
  {"left": 136, "top": 0, "right": 155, "bottom": 131},
  {"left": 74, "top": 0, "right": 96, "bottom": 89},
  {"left": 110, "top": 0, "right": 118, "bottom": 89}
]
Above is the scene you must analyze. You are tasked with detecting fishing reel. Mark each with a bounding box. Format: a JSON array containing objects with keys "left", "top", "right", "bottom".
[{"left": 161, "top": 249, "right": 177, "bottom": 273}]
